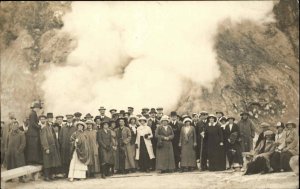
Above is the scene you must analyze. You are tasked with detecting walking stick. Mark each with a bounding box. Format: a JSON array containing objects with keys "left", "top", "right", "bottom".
[{"left": 199, "top": 135, "right": 204, "bottom": 171}]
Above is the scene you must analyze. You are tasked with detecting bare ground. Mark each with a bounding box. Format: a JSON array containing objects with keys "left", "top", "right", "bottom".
[{"left": 3, "top": 171, "right": 299, "bottom": 189}]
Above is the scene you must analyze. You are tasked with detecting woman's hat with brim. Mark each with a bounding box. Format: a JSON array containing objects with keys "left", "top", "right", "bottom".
[
  {"left": 160, "top": 115, "right": 169, "bottom": 122},
  {"left": 286, "top": 121, "right": 296, "bottom": 128},
  {"left": 264, "top": 130, "right": 274, "bottom": 136},
  {"left": 183, "top": 117, "right": 193, "bottom": 124},
  {"left": 227, "top": 116, "right": 235, "bottom": 121},
  {"left": 260, "top": 122, "right": 271, "bottom": 128},
  {"left": 129, "top": 116, "right": 137, "bottom": 123},
  {"left": 138, "top": 116, "right": 147, "bottom": 122},
  {"left": 240, "top": 112, "right": 249, "bottom": 116},
  {"left": 85, "top": 120, "right": 95, "bottom": 126},
  {"left": 76, "top": 121, "right": 87, "bottom": 129},
  {"left": 207, "top": 114, "right": 217, "bottom": 122},
  {"left": 275, "top": 121, "right": 285, "bottom": 128}
]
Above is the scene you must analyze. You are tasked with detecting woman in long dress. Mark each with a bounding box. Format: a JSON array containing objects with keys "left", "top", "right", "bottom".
[
  {"left": 128, "top": 116, "right": 138, "bottom": 172},
  {"left": 155, "top": 115, "right": 175, "bottom": 173},
  {"left": 204, "top": 114, "right": 226, "bottom": 171},
  {"left": 109, "top": 120, "right": 118, "bottom": 175},
  {"left": 135, "top": 116, "right": 155, "bottom": 172},
  {"left": 85, "top": 120, "right": 100, "bottom": 177},
  {"left": 179, "top": 117, "right": 197, "bottom": 172},
  {"left": 68, "top": 121, "right": 91, "bottom": 181}
]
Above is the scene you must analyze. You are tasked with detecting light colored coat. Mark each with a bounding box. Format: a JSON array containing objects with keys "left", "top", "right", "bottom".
[
  {"left": 274, "top": 130, "right": 286, "bottom": 150},
  {"left": 135, "top": 125, "right": 155, "bottom": 160}
]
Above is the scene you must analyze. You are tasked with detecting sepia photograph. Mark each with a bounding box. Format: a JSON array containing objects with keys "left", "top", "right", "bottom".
[{"left": 0, "top": 1, "right": 299, "bottom": 189}]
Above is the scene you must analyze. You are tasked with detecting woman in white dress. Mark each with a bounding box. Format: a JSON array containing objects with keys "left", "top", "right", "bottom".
[{"left": 68, "top": 121, "right": 91, "bottom": 181}]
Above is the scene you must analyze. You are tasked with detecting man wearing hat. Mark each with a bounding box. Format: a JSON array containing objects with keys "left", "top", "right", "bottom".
[
  {"left": 169, "top": 111, "right": 183, "bottom": 171},
  {"left": 84, "top": 113, "right": 94, "bottom": 121},
  {"left": 94, "top": 116, "right": 102, "bottom": 130},
  {"left": 39, "top": 115, "right": 61, "bottom": 181},
  {"left": 128, "top": 107, "right": 134, "bottom": 116},
  {"left": 237, "top": 112, "right": 256, "bottom": 152},
  {"left": 73, "top": 112, "right": 82, "bottom": 125},
  {"left": 58, "top": 114, "right": 77, "bottom": 178},
  {"left": 216, "top": 111, "right": 225, "bottom": 121},
  {"left": 149, "top": 108, "right": 159, "bottom": 170},
  {"left": 55, "top": 115, "right": 64, "bottom": 133},
  {"left": 198, "top": 111, "right": 208, "bottom": 171},
  {"left": 47, "top": 113, "right": 54, "bottom": 127},
  {"left": 255, "top": 122, "right": 275, "bottom": 149},
  {"left": 25, "top": 101, "right": 43, "bottom": 165},
  {"left": 156, "top": 107, "right": 164, "bottom": 121},
  {"left": 98, "top": 107, "right": 110, "bottom": 121},
  {"left": 109, "top": 109, "right": 117, "bottom": 118},
  {"left": 142, "top": 108, "right": 149, "bottom": 114}
]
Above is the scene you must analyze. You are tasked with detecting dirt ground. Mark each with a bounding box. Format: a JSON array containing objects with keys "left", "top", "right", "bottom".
[{"left": 3, "top": 170, "right": 299, "bottom": 189}]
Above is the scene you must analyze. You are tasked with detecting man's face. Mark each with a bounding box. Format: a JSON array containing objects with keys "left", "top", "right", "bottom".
[
  {"left": 128, "top": 109, "right": 133, "bottom": 114},
  {"left": 67, "top": 117, "right": 73, "bottom": 123},
  {"left": 242, "top": 115, "right": 248, "bottom": 120},
  {"left": 95, "top": 119, "right": 101, "bottom": 125},
  {"left": 47, "top": 118, "right": 53, "bottom": 123},
  {"left": 56, "top": 118, "right": 63, "bottom": 124},
  {"left": 192, "top": 115, "right": 199, "bottom": 122},
  {"left": 99, "top": 110, "right": 105, "bottom": 115},
  {"left": 157, "top": 113, "right": 163, "bottom": 118},
  {"left": 75, "top": 116, "right": 81, "bottom": 121},
  {"left": 150, "top": 113, "right": 156, "bottom": 118},
  {"left": 228, "top": 119, "right": 234, "bottom": 124},
  {"left": 277, "top": 127, "right": 284, "bottom": 133},
  {"left": 216, "top": 113, "right": 222, "bottom": 118},
  {"left": 171, "top": 116, "right": 177, "bottom": 121},
  {"left": 40, "top": 117, "right": 46, "bottom": 124}
]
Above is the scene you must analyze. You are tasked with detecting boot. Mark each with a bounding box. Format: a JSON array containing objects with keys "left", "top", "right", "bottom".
[
  {"left": 43, "top": 168, "right": 50, "bottom": 181},
  {"left": 101, "top": 165, "right": 106, "bottom": 179}
]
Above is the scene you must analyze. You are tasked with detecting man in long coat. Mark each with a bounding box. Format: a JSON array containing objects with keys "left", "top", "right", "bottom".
[
  {"left": 198, "top": 111, "right": 208, "bottom": 171},
  {"left": 59, "top": 114, "right": 77, "bottom": 177},
  {"left": 5, "top": 120, "right": 26, "bottom": 182},
  {"left": 40, "top": 115, "right": 61, "bottom": 181},
  {"left": 169, "top": 111, "right": 182, "bottom": 171},
  {"left": 25, "top": 102, "right": 43, "bottom": 164},
  {"left": 237, "top": 112, "right": 256, "bottom": 152}
]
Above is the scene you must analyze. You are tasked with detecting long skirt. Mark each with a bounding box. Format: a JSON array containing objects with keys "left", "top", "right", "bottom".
[
  {"left": 245, "top": 157, "right": 269, "bottom": 175},
  {"left": 280, "top": 151, "right": 293, "bottom": 171},
  {"left": 156, "top": 141, "right": 175, "bottom": 171},
  {"left": 68, "top": 151, "right": 88, "bottom": 179},
  {"left": 88, "top": 154, "right": 100, "bottom": 174},
  {"left": 139, "top": 137, "right": 151, "bottom": 171},
  {"left": 125, "top": 144, "right": 136, "bottom": 169}
]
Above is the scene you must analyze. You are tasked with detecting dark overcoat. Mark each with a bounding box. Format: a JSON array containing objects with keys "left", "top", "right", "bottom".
[
  {"left": 6, "top": 130, "right": 26, "bottom": 169},
  {"left": 58, "top": 123, "right": 77, "bottom": 165}
]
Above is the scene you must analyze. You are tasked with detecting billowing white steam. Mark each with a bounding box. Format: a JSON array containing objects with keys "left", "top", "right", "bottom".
[{"left": 42, "top": 1, "right": 274, "bottom": 115}]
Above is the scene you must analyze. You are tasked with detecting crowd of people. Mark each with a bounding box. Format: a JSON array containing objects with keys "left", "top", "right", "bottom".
[{"left": 1, "top": 102, "right": 299, "bottom": 183}]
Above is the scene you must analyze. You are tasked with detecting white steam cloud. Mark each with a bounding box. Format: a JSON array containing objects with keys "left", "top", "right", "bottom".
[{"left": 42, "top": 1, "right": 274, "bottom": 115}]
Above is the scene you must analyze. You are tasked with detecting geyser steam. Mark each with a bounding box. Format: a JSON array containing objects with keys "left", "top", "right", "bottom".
[{"left": 42, "top": 1, "right": 274, "bottom": 115}]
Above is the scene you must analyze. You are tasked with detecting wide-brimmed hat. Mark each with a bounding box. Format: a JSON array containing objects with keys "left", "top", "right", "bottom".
[
  {"left": 207, "top": 114, "right": 217, "bottom": 122},
  {"left": 85, "top": 113, "right": 93, "bottom": 119},
  {"left": 170, "top": 111, "right": 177, "bottom": 117},
  {"left": 74, "top": 112, "right": 82, "bottom": 117},
  {"left": 75, "top": 121, "right": 87, "bottom": 129},
  {"left": 183, "top": 117, "right": 192, "bottom": 124},
  {"left": 227, "top": 116, "right": 235, "bottom": 121},
  {"left": 98, "top": 106, "right": 106, "bottom": 111},
  {"left": 216, "top": 111, "right": 224, "bottom": 116},
  {"left": 94, "top": 116, "right": 101, "bottom": 122},
  {"left": 275, "top": 121, "right": 285, "bottom": 128},
  {"left": 160, "top": 115, "right": 169, "bottom": 122},
  {"left": 286, "top": 121, "right": 296, "bottom": 128},
  {"left": 85, "top": 120, "right": 95, "bottom": 126},
  {"left": 240, "top": 112, "right": 249, "bottom": 116},
  {"left": 260, "top": 122, "right": 271, "bottom": 128},
  {"left": 47, "top": 113, "right": 53, "bottom": 118},
  {"left": 138, "top": 116, "right": 147, "bottom": 122},
  {"left": 264, "top": 130, "right": 274, "bottom": 136},
  {"left": 109, "top": 109, "right": 117, "bottom": 113}
]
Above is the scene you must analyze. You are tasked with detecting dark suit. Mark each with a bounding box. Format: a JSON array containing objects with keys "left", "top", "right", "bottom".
[
  {"left": 149, "top": 118, "right": 158, "bottom": 169},
  {"left": 169, "top": 120, "right": 183, "bottom": 170},
  {"left": 198, "top": 120, "right": 208, "bottom": 170}
]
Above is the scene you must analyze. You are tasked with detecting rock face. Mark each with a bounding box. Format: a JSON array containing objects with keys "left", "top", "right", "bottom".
[
  {"left": 176, "top": 1, "right": 299, "bottom": 129},
  {"left": 0, "top": 1, "right": 299, "bottom": 128}
]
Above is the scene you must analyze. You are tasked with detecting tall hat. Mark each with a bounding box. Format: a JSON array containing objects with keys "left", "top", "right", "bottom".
[{"left": 170, "top": 111, "right": 177, "bottom": 117}]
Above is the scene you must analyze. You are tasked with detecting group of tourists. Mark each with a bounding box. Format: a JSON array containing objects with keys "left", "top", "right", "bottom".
[{"left": 1, "top": 102, "right": 298, "bottom": 183}]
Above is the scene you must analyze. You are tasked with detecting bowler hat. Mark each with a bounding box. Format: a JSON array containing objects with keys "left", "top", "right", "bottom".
[
  {"left": 149, "top": 108, "right": 157, "bottom": 114},
  {"left": 47, "top": 113, "right": 53, "bottom": 118},
  {"left": 31, "top": 101, "right": 42, "bottom": 109},
  {"left": 98, "top": 106, "right": 106, "bottom": 111}
]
